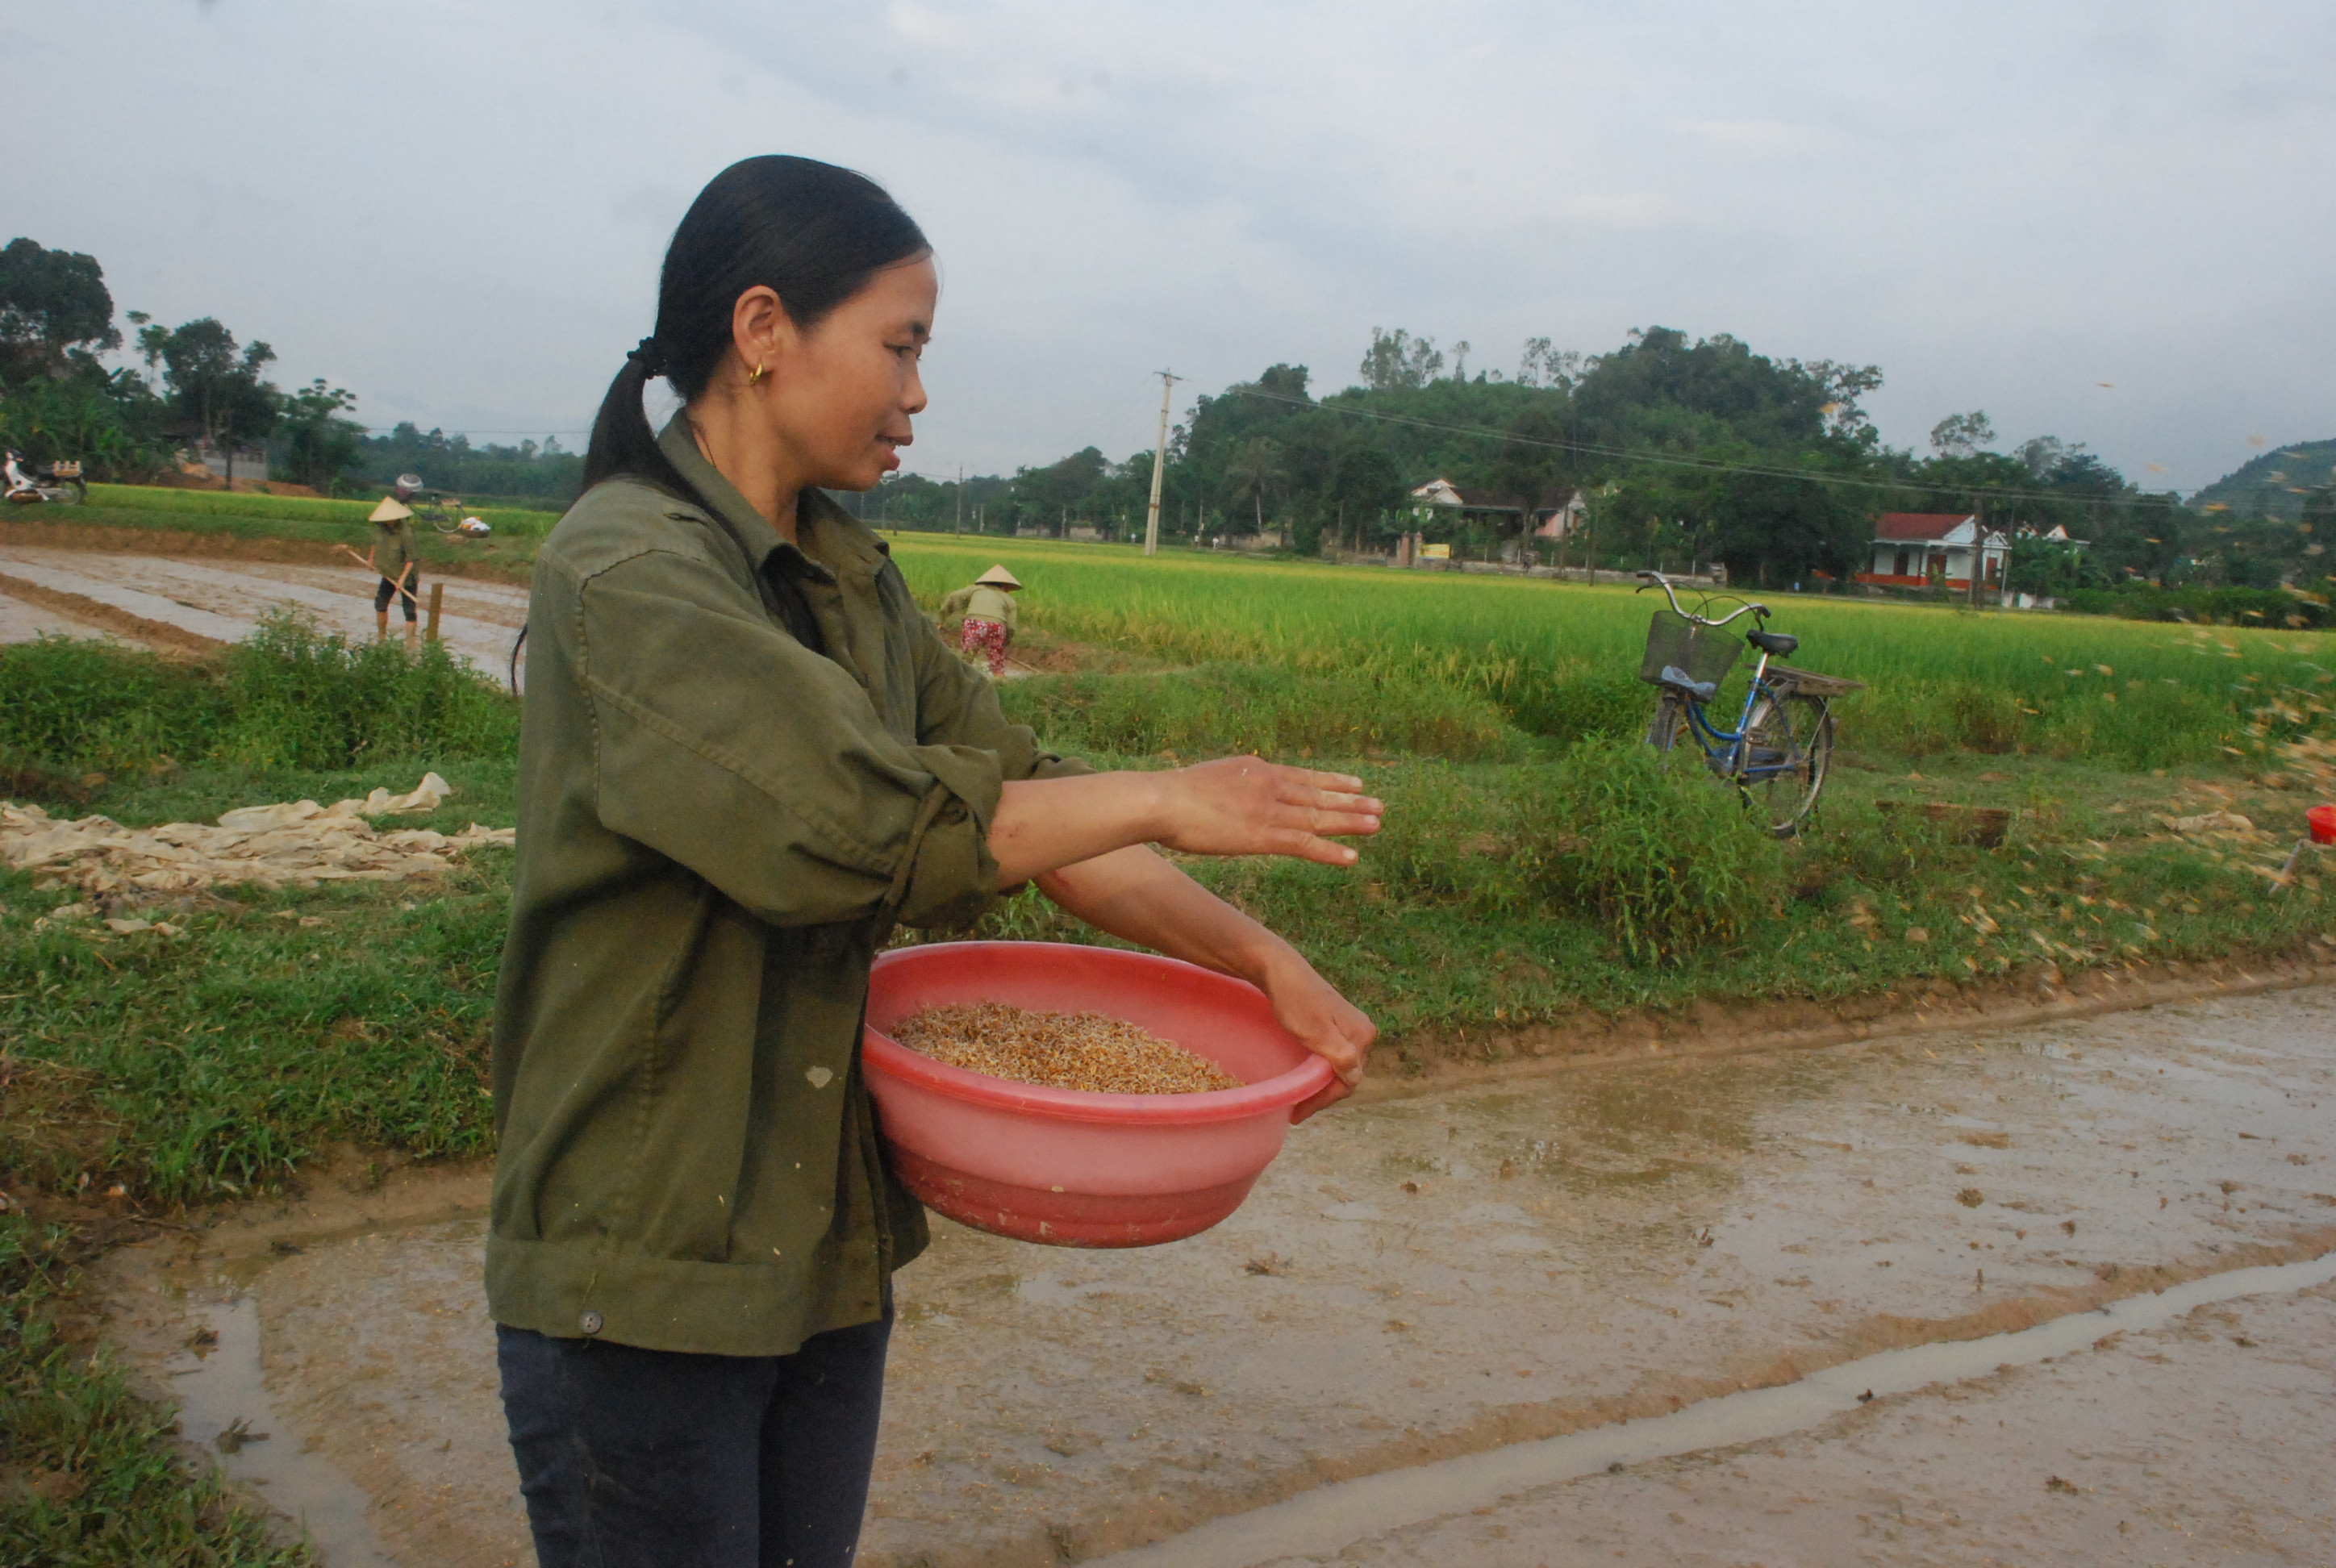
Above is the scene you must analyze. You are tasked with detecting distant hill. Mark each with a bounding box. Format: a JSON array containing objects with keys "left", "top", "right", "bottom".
[{"left": 2191, "top": 438, "right": 2336, "bottom": 517}]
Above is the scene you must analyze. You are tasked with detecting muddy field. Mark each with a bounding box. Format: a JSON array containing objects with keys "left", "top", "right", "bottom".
[
  {"left": 0, "top": 544, "right": 529, "bottom": 681},
  {"left": 94, "top": 982, "right": 2336, "bottom": 1567}
]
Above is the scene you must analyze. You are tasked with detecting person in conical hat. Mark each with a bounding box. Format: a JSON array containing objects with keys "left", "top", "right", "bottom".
[
  {"left": 937, "top": 564, "right": 1022, "bottom": 677},
  {"left": 340, "top": 495, "right": 421, "bottom": 647}
]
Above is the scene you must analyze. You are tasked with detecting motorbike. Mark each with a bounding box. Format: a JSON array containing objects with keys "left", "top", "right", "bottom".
[{"left": 3, "top": 451, "right": 87, "bottom": 505}]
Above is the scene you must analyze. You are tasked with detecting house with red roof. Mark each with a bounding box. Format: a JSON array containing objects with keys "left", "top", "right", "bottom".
[{"left": 1855, "top": 513, "right": 2009, "bottom": 590}]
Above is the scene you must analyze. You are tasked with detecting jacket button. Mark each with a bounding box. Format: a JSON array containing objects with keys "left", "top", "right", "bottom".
[{"left": 578, "top": 1310, "right": 603, "bottom": 1335}]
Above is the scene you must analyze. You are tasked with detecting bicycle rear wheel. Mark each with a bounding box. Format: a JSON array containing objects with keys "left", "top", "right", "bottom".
[{"left": 1739, "top": 689, "right": 1833, "bottom": 838}]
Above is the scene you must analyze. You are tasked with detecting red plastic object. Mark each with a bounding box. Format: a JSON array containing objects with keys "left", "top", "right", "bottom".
[
  {"left": 2311, "top": 804, "right": 2336, "bottom": 846},
  {"left": 862, "top": 942, "right": 1333, "bottom": 1248}
]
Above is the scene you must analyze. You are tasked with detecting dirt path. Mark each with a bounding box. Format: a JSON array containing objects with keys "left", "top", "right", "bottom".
[
  {"left": 96, "top": 984, "right": 2336, "bottom": 1567},
  {"left": 0, "top": 546, "right": 529, "bottom": 681}
]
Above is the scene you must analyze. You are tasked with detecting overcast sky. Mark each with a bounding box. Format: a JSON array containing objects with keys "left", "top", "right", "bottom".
[{"left": 7, "top": 0, "right": 2330, "bottom": 492}]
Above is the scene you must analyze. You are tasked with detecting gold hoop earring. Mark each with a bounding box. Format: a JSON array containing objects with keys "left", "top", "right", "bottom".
[{"left": 748, "top": 362, "right": 768, "bottom": 386}]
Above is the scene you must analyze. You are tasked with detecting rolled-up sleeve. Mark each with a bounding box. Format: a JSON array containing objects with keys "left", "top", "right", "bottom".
[{"left": 576, "top": 547, "right": 1003, "bottom": 930}]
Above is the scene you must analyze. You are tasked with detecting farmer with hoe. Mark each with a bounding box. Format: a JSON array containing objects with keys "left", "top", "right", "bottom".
[
  {"left": 938, "top": 561, "right": 1020, "bottom": 676},
  {"left": 489, "top": 154, "right": 1383, "bottom": 1568},
  {"left": 341, "top": 493, "right": 419, "bottom": 647}
]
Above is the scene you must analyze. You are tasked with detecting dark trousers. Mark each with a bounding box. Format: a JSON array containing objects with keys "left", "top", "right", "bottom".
[
  {"left": 497, "top": 1312, "right": 891, "bottom": 1568},
  {"left": 374, "top": 574, "right": 419, "bottom": 620}
]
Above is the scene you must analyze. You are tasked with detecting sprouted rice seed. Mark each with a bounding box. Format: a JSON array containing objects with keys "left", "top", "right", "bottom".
[{"left": 890, "top": 1002, "right": 1244, "bottom": 1095}]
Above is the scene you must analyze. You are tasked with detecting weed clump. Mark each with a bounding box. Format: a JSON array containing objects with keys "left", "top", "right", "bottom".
[
  {"left": 0, "top": 610, "right": 517, "bottom": 777},
  {"left": 215, "top": 610, "right": 517, "bottom": 769},
  {"left": 1530, "top": 737, "right": 1787, "bottom": 963}
]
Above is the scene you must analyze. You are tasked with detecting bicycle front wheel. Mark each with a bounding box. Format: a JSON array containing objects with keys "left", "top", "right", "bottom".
[
  {"left": 1645, "top": 691, "right": 1685, "bottom": 751},
  {"left": 1739, "top": 689, "right": 1833, "bottom": 838}
]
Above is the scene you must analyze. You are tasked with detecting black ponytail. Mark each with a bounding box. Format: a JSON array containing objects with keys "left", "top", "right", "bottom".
[{"left": 582, "top": 156, "right": 930, "bottom": 498}]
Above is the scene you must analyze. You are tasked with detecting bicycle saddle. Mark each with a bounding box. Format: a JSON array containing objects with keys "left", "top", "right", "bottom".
[
  {"left": 1658, "top": 665, "right": 1718, "bottom": 702},
  {"left": 1746, "top": 629, "right": 1798, "bottom": 657}
]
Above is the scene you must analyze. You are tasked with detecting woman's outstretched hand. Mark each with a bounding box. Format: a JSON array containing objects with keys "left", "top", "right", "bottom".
[
  {"left": 1153, "top": 757, "right": 1382, "bottom": 867},
  {"left": 990, "top": 757, "right": 1383, "bottom": 886}
]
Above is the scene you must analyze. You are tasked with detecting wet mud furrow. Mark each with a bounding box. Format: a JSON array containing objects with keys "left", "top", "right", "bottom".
[
  {"left": 0, "top": 583, "right": 153, "bottom": 646},
  {"left": 1095, "top": 1253, "right": 2336, "bottom": 1566},
  {"left": 1162, "top": 1268, "right": 2336, "bottom": 1566},
  {"left": 0, "top": 546, "right": 528, "bottom": 678},
  {"left": 96, "top": 984, "right": 2336, "bottom": 1568}
]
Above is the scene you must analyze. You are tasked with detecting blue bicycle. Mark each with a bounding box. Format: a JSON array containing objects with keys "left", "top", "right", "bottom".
[{"left": 1634, "top": 571, "right": 1863, "bottom": 839}]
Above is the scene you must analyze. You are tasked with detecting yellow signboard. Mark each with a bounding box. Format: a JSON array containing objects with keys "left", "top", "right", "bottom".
[{"left": 1420, "top": 543, "right": 1451, "bottom": 559}]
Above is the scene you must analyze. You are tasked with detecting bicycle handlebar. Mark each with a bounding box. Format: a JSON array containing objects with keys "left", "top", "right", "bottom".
[{"left": 1633, "top": 570, "right": 1769, "bottom": 628}]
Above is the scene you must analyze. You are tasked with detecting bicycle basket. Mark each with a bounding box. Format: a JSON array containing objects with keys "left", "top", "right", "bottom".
[{"left": 1637, "top": 609, "right": 1743, "bottom": 688}]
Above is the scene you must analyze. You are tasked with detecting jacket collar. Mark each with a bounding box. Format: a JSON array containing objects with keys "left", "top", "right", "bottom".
[{"left": 655, "top": 413, "right": 891, "bottom": 582}]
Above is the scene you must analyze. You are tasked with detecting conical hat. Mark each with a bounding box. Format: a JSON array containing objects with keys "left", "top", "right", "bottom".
[
  {"left": 974, "top": 564, "right": 1022, "bottom": 589},
  {"left": 369, "top": 497, "right": 414, "bottom": 523}
]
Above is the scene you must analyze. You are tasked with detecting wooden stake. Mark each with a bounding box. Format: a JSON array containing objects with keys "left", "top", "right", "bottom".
[{"left": 426, "top": 581, "right": 444, "bottom": 642}]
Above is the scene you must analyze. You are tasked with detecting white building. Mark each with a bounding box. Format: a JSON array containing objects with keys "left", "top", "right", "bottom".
[
  {"left": 1409, "top": 477, "right": 1586, "bottom": 561},
  {"left": 1858, "top": 513, "right": 2009, "bottom": 590}
]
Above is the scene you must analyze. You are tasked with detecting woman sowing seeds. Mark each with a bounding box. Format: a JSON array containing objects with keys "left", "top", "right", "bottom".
[{"left": 486, "top": 155, "right": 1384, "bottom": 1568}]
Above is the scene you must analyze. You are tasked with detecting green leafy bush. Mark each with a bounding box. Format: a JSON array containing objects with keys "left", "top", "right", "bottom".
[
  {"left": 211, "top": 610, "right": 518, "bottom": 768},
  {"left": 0, "top": 635, "right": 223, "bottom": 773},
  {"left": 1529, "top": 737, "right": 1787, "bottom": 962},
  {"left": 1498, "top": 663, "right": 1653, "bottom": 745},
  {"left": 0, "top": 611, "right": 517, "bottom": 776}
]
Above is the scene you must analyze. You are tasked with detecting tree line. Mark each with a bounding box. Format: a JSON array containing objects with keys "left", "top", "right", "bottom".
[
  {"left": 849, "top": 326, "right": 2332, "bottom": 600},
  {"left": 0, "top": 237, "right": 578, "bottom": 501},
  {"left": 5, "top": 234, "right": 2324, "bottom": 595}
]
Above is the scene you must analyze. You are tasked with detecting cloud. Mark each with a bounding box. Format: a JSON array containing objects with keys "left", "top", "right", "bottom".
[
  {"left": 1671, "top": 120, "right": 1829, "bottom": 157},
  {"left": 3, "top": 0, "right": 2330, "bottom": 490}
]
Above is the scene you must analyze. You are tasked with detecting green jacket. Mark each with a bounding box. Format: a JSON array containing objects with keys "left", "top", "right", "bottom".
[
  {"left": 487, "top": 415, "right": 1084, "bottom": 1357},
  {"left": 938, "top": 582, "right": 1017, "bottom": 633},
  {"left": 373, "top": 519, "right": 416, "bottom": 586}
]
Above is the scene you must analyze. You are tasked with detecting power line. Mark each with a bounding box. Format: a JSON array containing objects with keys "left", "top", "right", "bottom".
[{"left": 1223, "top": 386, "right": 2166, "bottom": 511}]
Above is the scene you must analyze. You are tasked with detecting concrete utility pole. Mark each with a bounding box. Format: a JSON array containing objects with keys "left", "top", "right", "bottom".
[
  {"left": 1143, "top": 369, "right": 1181, "bottom": 557},
  {"left": 954, "top": 465, "right": 963, "bottom": 534}
]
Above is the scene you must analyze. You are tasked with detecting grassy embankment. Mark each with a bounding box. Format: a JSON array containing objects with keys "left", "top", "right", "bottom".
[
  {"left": 883, "top": 532, "right": 2334, "bottom": 1010},
  {"left": 2, "top": 504, "right": 2332, "bottom": 1558},
  {"left": 0, "top": 617, "right": 514, "bottom": 1563},
  {"left": 6, "top": 483, "right": 558, "bottom": 580}
]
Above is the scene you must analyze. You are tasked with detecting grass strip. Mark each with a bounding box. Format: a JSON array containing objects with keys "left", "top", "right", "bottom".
[
  {"left": 0, "top": 1210, "right": 312, "bottom": 1566},
  {"left": 882, "top": 533, "right": 2336, "bottom": 767}
]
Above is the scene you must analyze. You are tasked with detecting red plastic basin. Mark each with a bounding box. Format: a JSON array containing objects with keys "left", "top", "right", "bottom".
[
  {"left": 2311, "top": 804, "right": 2336, "bottom": 846},
  {"left": 862, "top": 942, "right": 1333, "bottom": 1248}
]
